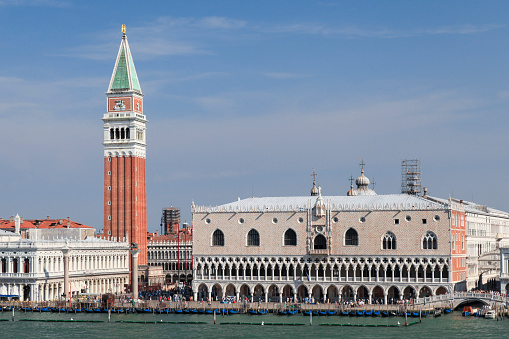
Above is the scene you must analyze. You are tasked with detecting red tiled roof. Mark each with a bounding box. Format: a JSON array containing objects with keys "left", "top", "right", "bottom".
[
  {"left": 149, "top": 232, "right": 193, "bottom": 243},
  {"left": 0, "top": 217, "right": 94, "bottom": 230}
]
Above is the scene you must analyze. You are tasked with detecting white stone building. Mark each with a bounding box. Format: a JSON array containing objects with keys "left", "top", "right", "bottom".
[
  {"left": 0, "top": 229, "right": 130, "bottom": 301},
  {"left": 191, "top": 171, "right": 468, "bottom": 304}
]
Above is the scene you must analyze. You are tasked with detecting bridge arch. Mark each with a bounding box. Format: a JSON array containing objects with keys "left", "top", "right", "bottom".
[{"left": 454, "top": 298, "right": 490, "bottom": 309}]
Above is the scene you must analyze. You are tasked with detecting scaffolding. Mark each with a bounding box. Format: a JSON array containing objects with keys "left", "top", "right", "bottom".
[
  {"left": 162, "top": 207, "right": 180, "bottom": 235},
  {"left": 401, "top": 159, "right": 422, "bottom": 196}
]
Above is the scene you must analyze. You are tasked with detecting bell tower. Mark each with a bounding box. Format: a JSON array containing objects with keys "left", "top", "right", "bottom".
[{"left": 103, "top": 25, "right": 147, "bottom": 265}]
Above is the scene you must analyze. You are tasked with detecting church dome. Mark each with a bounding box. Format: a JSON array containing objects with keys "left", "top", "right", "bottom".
[
  {"left": 347, "top": 187, "right": 357, "bottom": 196},
  {"left": 356, "top": 170, "right": 370, "bottom": 187}
]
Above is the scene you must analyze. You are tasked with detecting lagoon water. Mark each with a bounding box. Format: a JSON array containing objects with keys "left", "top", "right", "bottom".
[{"left": 1, "top": 310, "right": 507, "bottom": 338}]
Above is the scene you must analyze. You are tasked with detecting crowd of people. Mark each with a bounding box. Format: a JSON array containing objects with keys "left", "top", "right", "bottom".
[{"left": 137, "top": 284, "right": 193, "bottom": 301}]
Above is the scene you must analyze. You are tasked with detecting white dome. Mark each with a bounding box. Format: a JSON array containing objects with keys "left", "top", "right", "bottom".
[{"left": 356, "top": 173, "right": 370, "bottom": 187}]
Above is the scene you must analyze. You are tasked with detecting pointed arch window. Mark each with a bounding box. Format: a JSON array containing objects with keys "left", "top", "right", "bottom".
[
  {"left": 345, "top": 228, "right": 359, "bottom": 246},
  {"left": 314, "top": 234, "right": 327, "bottom": 250},
  {"left": 423, "top": 231, "right": 438, "bottom": 249},
  {"left": 212, "top": 229, "right": 224, "bottom": 246},
  {"left": 284, "top": 229, "right": 297, "bottom": 246},
  {"left": 382, "top": 231, "right": 396, "bottom": 250},
  {"left": 247, "top": 229, "right": 260, "bottom": 246}
]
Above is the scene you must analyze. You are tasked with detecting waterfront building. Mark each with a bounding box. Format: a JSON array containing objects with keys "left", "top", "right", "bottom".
[
  {"left": 0, "top": 217, "right": 129, "bottom": 301},
  {"left": 424, "top": 196, "right": 509, "bottom": 290},
  {"left": 191, "top": 168, "right": 466, "bottom": 303},
  {"left": 103, "top": 25, "right": 147, "bottom": 265},
  {"left": 148, "top": 208, "right": 193, "bottom": 283}
]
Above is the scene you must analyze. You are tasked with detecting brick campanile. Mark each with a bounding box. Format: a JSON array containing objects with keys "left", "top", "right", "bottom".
[{"left": 103, "top": 25, "right": 147, "bottom": 266}]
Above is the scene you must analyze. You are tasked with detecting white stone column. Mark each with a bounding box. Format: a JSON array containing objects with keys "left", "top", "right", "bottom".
[
  {"left": 131, "top": 249, "right": 140, "bottom": 300},
  {"left": 62, "top": 248, "right": 70, "bottom": 301}
]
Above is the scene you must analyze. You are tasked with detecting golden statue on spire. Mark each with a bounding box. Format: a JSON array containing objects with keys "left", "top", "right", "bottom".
[{"left": 121, "top": 24, "right": 126, "bottom": 34}]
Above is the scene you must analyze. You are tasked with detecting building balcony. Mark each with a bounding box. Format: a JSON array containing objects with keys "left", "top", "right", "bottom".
[
  {"left": 0, "top": 272, "right": 37, "bottom": 279},
  {"left": 309, "top": 249, "right": 328, "bottom": 255}
]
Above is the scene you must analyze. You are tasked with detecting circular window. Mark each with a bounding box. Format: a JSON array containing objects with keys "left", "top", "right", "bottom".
[
  {"left": 316, "top": 226, "right": 323, "bottom": 232},
  {"left": 405, "top": 215, "right": 411, "bottom": 222},
  {"left": 359, "top": 217, "right": 366, "bottom": 223},
  {"left": 205, "top": 218, "right": 211, "bottom": 224},
  {"left": 333, "top": 217, "right": 339, "bottom": 223},
  {"left": 434, "top": 215, "right": 440, "bottom": 221},
  {"left": 298, "top": 217, "right": 304, "bottom": 223},
  {"left": 272, "top": 217, "right": 278, "bottom": 224},
  {"left": 238, "top": 218, "right": 245, "bottom": 224}
]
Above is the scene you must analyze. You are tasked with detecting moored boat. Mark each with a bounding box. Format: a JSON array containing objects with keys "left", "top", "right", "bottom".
[
  {"left": 462, "top": 306, "right": 473, "bottom": 316},
  {"left": 485, "top": 310, "right": 496, "bottom": 319}
]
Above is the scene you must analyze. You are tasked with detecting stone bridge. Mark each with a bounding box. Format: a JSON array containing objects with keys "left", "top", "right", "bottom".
[{"left": 413, "top": 292, "right": 508, "bottom": 309}]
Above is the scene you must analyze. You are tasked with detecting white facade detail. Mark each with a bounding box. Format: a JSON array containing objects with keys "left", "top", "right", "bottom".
[
  {"left": 103, "top": 110, "right": 147, "bottom": 158},
  {"left": 0, "top": 230, "right": 130, "bottom": 301}
]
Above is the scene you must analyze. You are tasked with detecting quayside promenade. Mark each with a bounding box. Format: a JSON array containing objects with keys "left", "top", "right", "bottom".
[{"left": 2, "top": 292, "right": 508, "bottom": 318}]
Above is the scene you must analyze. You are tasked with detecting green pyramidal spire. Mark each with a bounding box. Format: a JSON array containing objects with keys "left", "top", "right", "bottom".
[{"left": 107, "top": 28, "right": 142, "bottom": 94}]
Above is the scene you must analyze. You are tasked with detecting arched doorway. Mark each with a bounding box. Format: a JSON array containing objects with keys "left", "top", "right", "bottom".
[
  {"left": 225, "top": 284, "right": 236, "bottom": 297},
  {"left": 297, "top": 285, "right": 308, "bottom": 302},
  {"left": 326, "top": 285, "right": 338, "bottom": 302},
  {"left": 372, "top": 286, "right": 384, "bottom": 304},
  {"left": 419, "top": 286, "right": 432, "bottom": 297},
  {"left": 312, "top": 285, "right": 323, "bottom": 302},
  {"left": 253, "top": 284, "right": 264, "bottom": 301},
  {"left": 387, "top": 286, "right": 400, "bottom": 303},
  {"left": 211, "top": 284, "right": 223, "bottom": 301},
  {"left": 23, "top": 285, "right": 30, "bottom": 301},
  {"left": 403, "top": 286, "right": 416, "bottom": 299},
  {"left": 342, "top": 285, "right": 354, "bottom": 301},
  {"left": 197, "top": 284, "right": 208, "bottom": 301},
  {"left": 435, "top": 286, "right": 447, "bottom": 295},
  {"left": 357, "top": 286, "right": 369, "bottom": 302},
  {"left": 239, "top": 284, "right": 250, "bottom": 300},
  {"left": 268, "top": 285, "right": 279, "bottom": 302},
  {"left": 282, "top": 285, "right": 294, "bottom": 302}
]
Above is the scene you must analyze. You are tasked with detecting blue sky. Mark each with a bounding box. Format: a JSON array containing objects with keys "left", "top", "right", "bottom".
[{"left": 1, "top": 1, "right": 509, "bottom": 232}]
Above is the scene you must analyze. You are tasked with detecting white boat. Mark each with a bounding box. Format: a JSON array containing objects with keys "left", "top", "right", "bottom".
[{"left": 485, "top": 310, "right": 496, "bottom": 319}]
